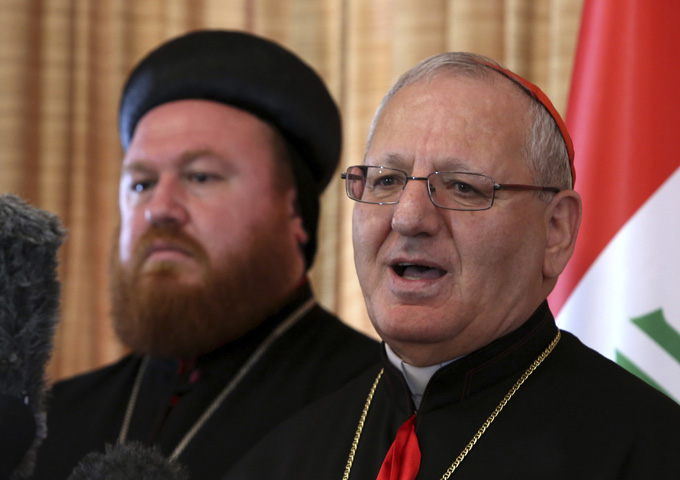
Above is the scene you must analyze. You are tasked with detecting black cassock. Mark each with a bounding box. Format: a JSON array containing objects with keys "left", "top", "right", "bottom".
[
  {"left": 226, "top": 301, "right": 680, "bottom": 480},
  {"left": 31, "top": 284, "right": 380, "bottom": 480}
]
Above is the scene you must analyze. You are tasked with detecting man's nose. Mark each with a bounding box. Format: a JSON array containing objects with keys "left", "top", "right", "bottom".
[
  {"left": 144, "top": 176, "right": 189, "bottom": 228},
  {"left": 391, "top": 178, "right": 442, "bottom": 237}
]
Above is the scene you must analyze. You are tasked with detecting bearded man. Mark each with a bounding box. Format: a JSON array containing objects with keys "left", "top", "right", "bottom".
[{"left": 31, "top": 30, "right": 379, "bottom": 480}]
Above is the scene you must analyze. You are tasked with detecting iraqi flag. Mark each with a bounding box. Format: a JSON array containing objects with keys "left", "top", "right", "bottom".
[{"left": 549, "top": 0, "right": 680, "bottom": 403}]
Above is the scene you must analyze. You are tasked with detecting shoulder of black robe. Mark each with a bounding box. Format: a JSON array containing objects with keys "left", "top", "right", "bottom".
[
  {"left": 166, "top": 302, "right": 380, "bottom": 480},
  {"left": 32, "top": 295, "right": 380, "bottom": 480},
  {"left": 224, "top": 303, "right": 680, "bottom": 480},
  {"left": 223, "top": 363, "right": 387, "bottom": 480}
]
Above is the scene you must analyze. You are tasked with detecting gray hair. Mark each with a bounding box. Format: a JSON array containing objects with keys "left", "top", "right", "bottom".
[{"left": 365, "top": 52, "right": 573, "bottom": 190}]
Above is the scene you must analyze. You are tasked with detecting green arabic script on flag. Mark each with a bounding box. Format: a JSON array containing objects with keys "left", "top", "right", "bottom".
[{"left": 616, "top": 309, "right": 680, "bottom": 402}]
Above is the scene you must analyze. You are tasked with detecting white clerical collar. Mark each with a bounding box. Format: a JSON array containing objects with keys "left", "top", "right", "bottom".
[{"left": 384, "top": 343, "right": 459, "bottom": 409}]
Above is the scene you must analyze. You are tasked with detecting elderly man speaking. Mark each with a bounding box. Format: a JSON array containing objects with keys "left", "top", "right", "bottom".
[{"left": 225, "top": 52, "right": 680, "bottom": 480}]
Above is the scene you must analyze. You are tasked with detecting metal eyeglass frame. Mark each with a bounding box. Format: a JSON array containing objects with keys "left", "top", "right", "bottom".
[{"left": 340, "top": 165, "right": 561, "bottom": 211}]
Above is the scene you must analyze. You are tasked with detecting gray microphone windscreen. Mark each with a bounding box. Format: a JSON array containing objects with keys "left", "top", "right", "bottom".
[{"left": 0, "top": 194, "right": 65, "bottom": 478}]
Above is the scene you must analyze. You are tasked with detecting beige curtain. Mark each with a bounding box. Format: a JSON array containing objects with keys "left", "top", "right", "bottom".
[{"left": 0, "top": 0, "right": 584, "bottom": 382}]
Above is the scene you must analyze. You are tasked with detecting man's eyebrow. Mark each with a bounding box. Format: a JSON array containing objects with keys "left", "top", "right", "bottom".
[
  {"left": 121, "top": 149, "right": 221, "bottom": 174},
  {"left": 120, "top": 161, "right": 153, "bottom": 175},
  {"left": 178, "top": 149, "right": 220, "bottom": 165},
  {"left": 367, "top": 152, "right": 413, "bottom": 170}
]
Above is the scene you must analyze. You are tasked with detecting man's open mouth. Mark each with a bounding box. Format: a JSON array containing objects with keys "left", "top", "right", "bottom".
[{"left": 392, "top": 263, "right": 447, "bottom": 280}]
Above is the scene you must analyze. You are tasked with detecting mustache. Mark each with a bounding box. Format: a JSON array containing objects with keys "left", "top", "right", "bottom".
[{"left": 129, "top": 226, "right": 208, "bottom": 269}]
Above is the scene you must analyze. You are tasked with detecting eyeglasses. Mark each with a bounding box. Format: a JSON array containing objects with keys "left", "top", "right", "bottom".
[{"left": 340, "top": 165, "right": 560, "bottom": 211}]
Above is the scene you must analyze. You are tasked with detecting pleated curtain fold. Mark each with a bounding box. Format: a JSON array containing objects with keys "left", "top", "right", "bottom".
[{"left": 0, "top": 0, "right": 584, "bottom": 382}]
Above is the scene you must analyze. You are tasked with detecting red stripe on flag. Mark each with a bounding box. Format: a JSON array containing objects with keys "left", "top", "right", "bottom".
[{"left": 550, "top": 0, "right": 680, "bottom": 314}]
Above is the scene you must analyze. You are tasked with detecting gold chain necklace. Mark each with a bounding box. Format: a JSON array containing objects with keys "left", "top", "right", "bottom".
[
  {"left": 117, "top": 298, "right": 316, "bottom": 461},
  {"left": 343, "top": 330, "right": 561, "bottom": 480}
]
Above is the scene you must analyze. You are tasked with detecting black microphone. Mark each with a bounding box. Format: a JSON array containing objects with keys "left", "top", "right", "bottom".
[
  {"left": 66, "top": 443, "right": 188, "bottom": 480},
  {"left": 0, "top": 194, "right": 65, "bottom": 479}
]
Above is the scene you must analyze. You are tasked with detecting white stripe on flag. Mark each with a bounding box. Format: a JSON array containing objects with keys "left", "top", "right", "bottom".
[{"left": 557, "top": 166, "right": 680, "bottom": 400}]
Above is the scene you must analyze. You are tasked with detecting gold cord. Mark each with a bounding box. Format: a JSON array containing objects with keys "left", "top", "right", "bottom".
[
  {"left": 342, "top": 368, "right": 384, "bottom": 480},
  {"left": 343, "top": 330, "right": 561, "bottom": 480}
]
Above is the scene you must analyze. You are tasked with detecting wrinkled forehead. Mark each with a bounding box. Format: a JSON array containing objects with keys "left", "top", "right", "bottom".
[{"left": 366, "top": 74, "right": 533, "bottom": 175}]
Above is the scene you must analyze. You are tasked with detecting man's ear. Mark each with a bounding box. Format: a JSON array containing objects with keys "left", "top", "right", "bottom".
[
  {"left": 543, "top": 190, "right": 582, "bottom": 279},
  {"left": 286, "top": 188, "right": 309, "bottom": 246}
]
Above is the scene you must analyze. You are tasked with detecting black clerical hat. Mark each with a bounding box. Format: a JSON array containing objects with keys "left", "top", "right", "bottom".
[{"left": 119, "top": 30, "right": 342, "bottom": 268}]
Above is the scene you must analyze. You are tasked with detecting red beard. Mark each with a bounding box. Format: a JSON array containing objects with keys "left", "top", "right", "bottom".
[{"left": 109, "top": 224, "right": 298, "bottom": 358}]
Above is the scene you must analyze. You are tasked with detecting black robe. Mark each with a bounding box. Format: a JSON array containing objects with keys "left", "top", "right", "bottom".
[
  {"left": 225, "top": 301, "right": 680, "bottom": 479},
  {"left": 31, "top": 285, "right": 380, "bottom": 480}
]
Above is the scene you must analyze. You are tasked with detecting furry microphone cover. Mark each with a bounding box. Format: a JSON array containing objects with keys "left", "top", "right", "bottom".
[
  {"left": 67, "top": 443, "right": 188, "bottom": 480},
  {"left": 0, "top": 194, "right": 65, "bottom": 479}
]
